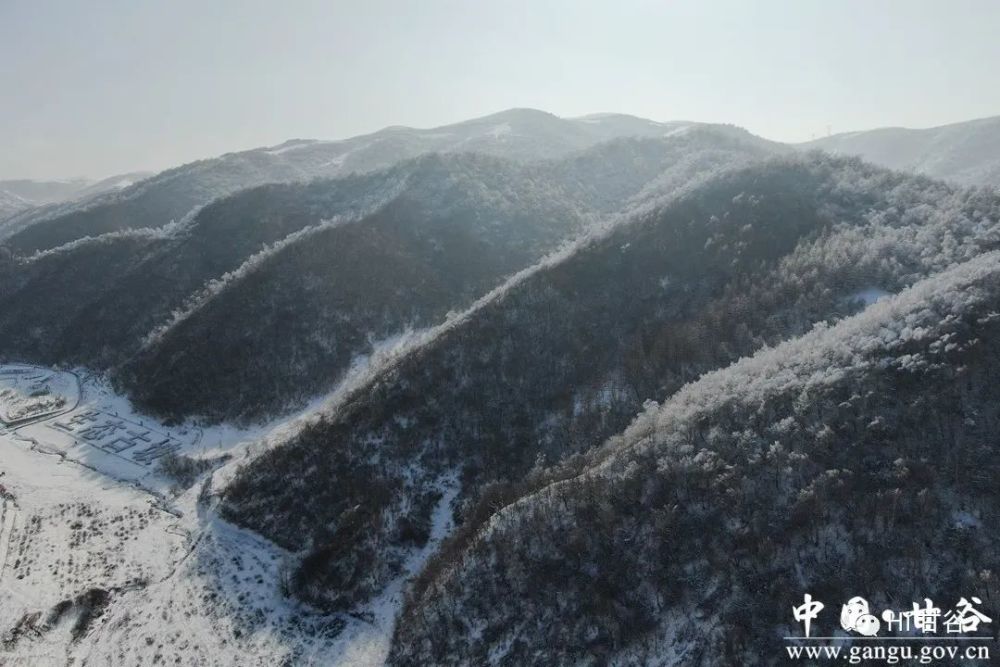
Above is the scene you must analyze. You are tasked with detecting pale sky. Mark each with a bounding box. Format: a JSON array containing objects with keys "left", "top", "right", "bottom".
[{"left": 2, "top": 0, "right": 999, "bottom": 180}]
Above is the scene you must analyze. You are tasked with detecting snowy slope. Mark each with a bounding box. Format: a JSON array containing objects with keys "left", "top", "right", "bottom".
[
  {"left": 0, "top": 109, "right": 777, "bottom": 254},
  {"left": 0, "top": 348, "right": 455, "bottom": 665},
  {"left": 803, "top": 115, "right": 1000, "bottom": 186},
  {"left": 0, "top": 173, "right": 153, "bottom": 238},
  {"left": 0, "top": 190, "right": 30, "bottom": 221},
  {"left": 389, "top": 249, "right": 1000, "bottom": 664}
]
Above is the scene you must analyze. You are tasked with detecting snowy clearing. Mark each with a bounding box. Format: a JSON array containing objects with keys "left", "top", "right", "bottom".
[{"left": 0, "top": 362, "right": 444, "bottom": 666}]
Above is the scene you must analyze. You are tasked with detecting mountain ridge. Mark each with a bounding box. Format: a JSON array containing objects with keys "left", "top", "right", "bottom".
[
  {"left": 804, "top": 114, "right": 1000, "bottom": 186},
  {"left": 0, "top": 109, "right": 752, "bottom": 255},
  {"left": 220, "top": 152, "right": 1000, "bottom": 615},
  {"left": 0, "top": 130, "right": 775, "bottom": 424},
  {"left": 389, "top": 248, "right": 1000, "bottom": 664},
  {"left": 7, "top": 108, "right": 1000, "bottom": 256}
]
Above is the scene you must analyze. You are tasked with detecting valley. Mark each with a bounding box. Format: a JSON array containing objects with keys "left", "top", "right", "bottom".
[{"left": 0, "top": 363, "right": 414, "bottom": 666}]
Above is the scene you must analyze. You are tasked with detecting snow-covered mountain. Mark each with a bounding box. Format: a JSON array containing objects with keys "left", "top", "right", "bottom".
[
  {"left": 0, "top": 172, "right": 152, "bottom": 228},
  {"left": 221, "top": 153, "right": 1000, "bottom": 624},
  {"left": 0, "top": 129, "right": 774, "bottom": 422},
  {"left": 3, "top": 109, "right": 1000, "bottom": 666},
  {"left": 0, "top": 110, "right": 778, "bottom": 255},
  {"left": 803, "top": 115, "right": 1000, "bottom": 186},
  {"left": 70, "top": 172, "right": 152, "bottom": 200},
  {"left": 0, "top": 189, "right": 30, "bottom": 220},
  {"left": 7, "top": 111, "right": 1000, "bottom": 256},
  {"left": 0, "top": 178, "right": 92, "bottom": 205},
  {"left": 391, "top": 248, "right": 1000, "bottom": 664},
  {"left": 0, "top": 179, "right": 89, "bottom": 220}
]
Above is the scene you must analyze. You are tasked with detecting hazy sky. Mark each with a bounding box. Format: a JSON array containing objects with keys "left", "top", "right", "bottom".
[{"left": 3, "top": 0, "right": 999, "bottom": 180}]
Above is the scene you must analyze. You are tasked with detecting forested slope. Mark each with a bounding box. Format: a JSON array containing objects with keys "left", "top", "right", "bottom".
[
  {"left": 0, "top": 109, "right": 746, "bottom": 254},
  {"left": 804, "top": 115, "right": 1000, "bottom": 187},
  {"left": 222, "top": 154, "right": 1000, "bottom": 614},
  {"left": 0, "top": 131, "right": 771, "bottom": 422},
  {"left": 390, "top": 249, "right": 1000, "bottom": 665}
]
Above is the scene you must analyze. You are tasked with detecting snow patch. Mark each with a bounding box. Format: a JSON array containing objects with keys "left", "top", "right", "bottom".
[
  {"left": 663, "top": 125, "right": 693, "bottom": 137},
  {"left": 848, "top": 287, "right": 893, "bottom": 306},
  {"left": 263, "top": 140, "right": 319, "bottom": 156},
  {"left": 488, "top": 123, "right": 511, "bottom": 139}
]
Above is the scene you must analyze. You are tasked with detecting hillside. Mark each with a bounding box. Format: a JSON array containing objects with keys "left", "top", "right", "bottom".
[
  {"left": 0, "top": 189, "right": 29, "bottom": 220},
  {"left": 0, "top": 165, "right": 416, "bottom": 368},
  {"left": 389, "top": 249, "right": 1000, "bottom": 665},
  {"left": 121, "top": 132, "right": 771, "bottom": 421},
  {"left": 0, "top": 110, "right": 759, "bottom": 255},
  {"left": 0, "top": 173, "right": 151, "bottom": 223},
  {"left": 804, "top": 115, "right": 1000, "bottom": 186},
  {"left": 221, "top": 154, "right": 1000, "bottom": 615},
  {"left": 0, "top": 130, "right": 772, "bottom": 422}
]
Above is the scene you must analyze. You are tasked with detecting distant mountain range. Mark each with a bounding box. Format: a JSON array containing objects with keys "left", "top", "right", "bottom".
[
  {"left": 804, "top": 115, "right": 1000, "bottom": 185},
  {"left": 0, "top": 172, "right": 151, "bottom": 223},
  {"left": 4, "top": 110, "right": 998, "bottom": 258},
  {"left": 0, "top": 109, "right": 777, "bottom": 255}
]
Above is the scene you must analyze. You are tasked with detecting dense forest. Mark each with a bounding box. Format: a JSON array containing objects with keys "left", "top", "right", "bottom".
[
  {"left": 0, "top": 130, "right": 772, "bottom": 421},
  {"left": 222, "top": 154, "right": 1000, "bottom": 616},
  {"left": 390, "top": 250, "right": 1000, "bottom": 664},
  {"left": 0, "top": 110, "right": 756, "bottom": 254}
]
